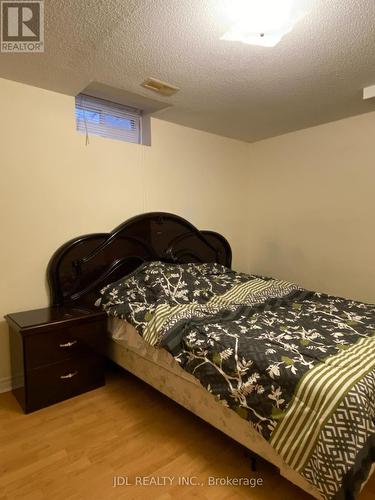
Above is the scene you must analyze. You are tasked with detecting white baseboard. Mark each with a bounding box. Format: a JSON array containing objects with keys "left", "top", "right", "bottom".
[{"left": 0, "top": 376, "right": 12, "bottom": 394}]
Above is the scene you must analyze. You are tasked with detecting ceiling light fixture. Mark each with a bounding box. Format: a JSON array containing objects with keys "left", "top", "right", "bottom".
[{"left": 221, "top": 0, "right": 309, "bottom": 47}]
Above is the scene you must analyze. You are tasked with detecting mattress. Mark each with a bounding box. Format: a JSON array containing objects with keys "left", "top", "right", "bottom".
[{"left": 106, "top": 317, "right": 322, "bottom": 499}]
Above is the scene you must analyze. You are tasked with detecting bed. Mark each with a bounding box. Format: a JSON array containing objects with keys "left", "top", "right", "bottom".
[{"left": 47, "top": 212, "right": 375, "bottom": 500}]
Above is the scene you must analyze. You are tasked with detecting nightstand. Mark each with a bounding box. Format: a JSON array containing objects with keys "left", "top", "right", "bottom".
[{"left": 5, "top": 306, "right": 107, "bottom": 413}]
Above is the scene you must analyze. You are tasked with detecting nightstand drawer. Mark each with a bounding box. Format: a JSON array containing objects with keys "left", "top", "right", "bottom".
[
  {"left": 26, "top": 355, "right": 104, "bottom": 413},
  {"left": 24, "top": 321, "right": 106, "bottom": 370},
  {"left": 6, "top": 306, "right": 107, "bottom": 413}
]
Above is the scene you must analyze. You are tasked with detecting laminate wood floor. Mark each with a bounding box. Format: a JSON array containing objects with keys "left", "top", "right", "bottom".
[{"left": 0, "top": 369, "right": 374, "bottom": 500}]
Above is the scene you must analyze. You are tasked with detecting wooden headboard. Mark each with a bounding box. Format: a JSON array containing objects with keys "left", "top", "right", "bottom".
[{"left": 47, "top": 212, "right": 232, "bottom": 307}]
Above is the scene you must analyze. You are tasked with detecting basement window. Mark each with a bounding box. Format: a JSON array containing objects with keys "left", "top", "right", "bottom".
[{"left": 75, "top": 94, "right": 142, "bottom": 144}]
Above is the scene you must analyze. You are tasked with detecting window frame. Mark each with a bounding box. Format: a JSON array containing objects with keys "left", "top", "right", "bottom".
[{"left": 75, "top": 94, "right": 143, "bottom": 145}]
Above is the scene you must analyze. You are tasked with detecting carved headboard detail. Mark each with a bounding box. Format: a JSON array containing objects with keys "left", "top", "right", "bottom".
[{"left": 47, "top": 212, "right": 232, "bottom": 306}]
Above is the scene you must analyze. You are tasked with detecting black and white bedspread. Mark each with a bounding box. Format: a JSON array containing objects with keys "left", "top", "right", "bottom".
[{"left": 100, "top": 261, "right": 375, "bottom": 499}]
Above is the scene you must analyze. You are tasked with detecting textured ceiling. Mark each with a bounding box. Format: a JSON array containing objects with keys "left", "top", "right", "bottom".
[{"left": 1, "top": 0, "right": 375, "bottom": 142}]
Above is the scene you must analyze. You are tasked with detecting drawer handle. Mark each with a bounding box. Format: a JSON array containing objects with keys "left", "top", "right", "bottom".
[
  {"left": 59, "top": 340, "right": 77, "bottom": 348},
  {"left": 60, "top": 371, "right": 78, "bottom": 380}
]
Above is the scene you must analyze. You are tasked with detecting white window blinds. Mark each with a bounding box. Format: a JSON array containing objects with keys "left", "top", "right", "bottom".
[{"left": 75, "top": 94, "right": 142, "bottom": 144}]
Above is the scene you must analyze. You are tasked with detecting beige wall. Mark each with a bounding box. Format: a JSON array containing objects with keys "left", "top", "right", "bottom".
[
  {"left": 0, "top": 77, "right": 249, "bottom": 385},
  {"left": 1, "top": 76, "right": 375, "bottom": 389},
  {"left": 247, "top": 111, "right": 375, "bottom": 304}
]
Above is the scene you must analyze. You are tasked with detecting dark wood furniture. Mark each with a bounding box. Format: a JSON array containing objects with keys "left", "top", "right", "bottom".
[
  {"left": 47, "top": 212, "right": 232, "bottom": 307},
  {"left": 5, "top": 307, "right": 106, "bottom": 413},
  {"left": 6, "top": 212, "right": 231, "bottom": 414}
]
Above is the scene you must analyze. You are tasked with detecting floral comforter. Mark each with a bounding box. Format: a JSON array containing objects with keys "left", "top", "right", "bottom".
[{"left": 100, "top": 261, "right": 375, "bottom": 499}]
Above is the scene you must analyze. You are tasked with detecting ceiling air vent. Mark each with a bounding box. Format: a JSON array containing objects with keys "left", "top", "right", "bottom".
[
  {"left": 141, "top": 77, "right": 180, "bottom": 97},
  {"left": 363, "top": 85, "right": 375, "bottom": 100}
]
